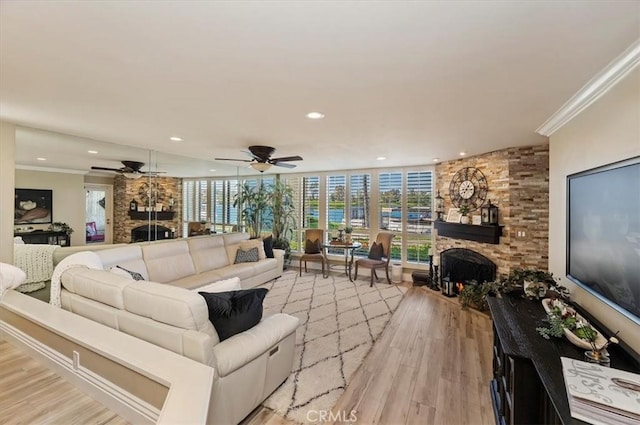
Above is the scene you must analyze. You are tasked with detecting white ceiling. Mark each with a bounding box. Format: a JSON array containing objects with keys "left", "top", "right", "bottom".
[{"left": 1, "top": 1, "right": 639, "bottom": 177}]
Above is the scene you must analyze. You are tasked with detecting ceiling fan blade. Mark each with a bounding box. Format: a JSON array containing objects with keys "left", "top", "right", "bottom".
[
  {"left": 214, "top": 157, "right": 253, "bottom": 162},
  {"left": 273, "top": 162, "right": 296, "bottom": 169},
  {"left": 271, "top": 155, "right": 303, "bottom": 162},
  {"left": 242, "top": 150, "right": 263, "bottom": 161},
  {"left": 91, "top": 166, "right": 122, "bottom": 172}
]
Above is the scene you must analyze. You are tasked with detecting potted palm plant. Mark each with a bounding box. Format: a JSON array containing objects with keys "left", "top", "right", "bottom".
[
  {"left": 271, "top": 180, "right": 296, "bottom": 267},
  {"left": 233, "top": 181, "right": 271, "bottom": 238}
]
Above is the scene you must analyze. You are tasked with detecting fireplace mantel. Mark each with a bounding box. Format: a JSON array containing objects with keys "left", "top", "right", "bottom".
[{"left": 434, "top": 221, "right": 503, "bottom": 244}]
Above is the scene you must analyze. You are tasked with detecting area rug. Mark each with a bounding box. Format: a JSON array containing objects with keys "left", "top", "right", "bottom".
[{"left": 259, "top": 270, "right": 408, "bottom": 424}]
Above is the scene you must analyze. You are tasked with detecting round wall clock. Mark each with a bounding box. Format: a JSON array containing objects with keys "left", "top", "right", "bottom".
[{"left": 449, "top": 167, "right": 488, "bottom": 210}]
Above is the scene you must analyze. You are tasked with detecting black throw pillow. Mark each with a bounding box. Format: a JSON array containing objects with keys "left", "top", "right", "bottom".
[
  {"left": 368, "top": 242, "right": 384, "bottom": 260},
  {"left": 198, "top": 288, "right": 268, "bottom": 341},
  {"left": 263, "top": 235, "right": 274, "bottom": 258},
  {"left": 305, "top": 238, "right": 321, "bottom": 254}
]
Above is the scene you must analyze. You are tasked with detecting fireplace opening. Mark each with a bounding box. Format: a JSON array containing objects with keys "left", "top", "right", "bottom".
[
  {"left": 131, "top": 224, "right": 172, "bottom": 243},
  {"left": 439, "top": 248, "right": 496, "bottom": 293}
]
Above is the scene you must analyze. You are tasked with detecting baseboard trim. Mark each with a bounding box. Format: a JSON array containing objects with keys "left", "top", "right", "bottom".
[{"left": 0, "top": 321, "right": 159, "bottom": 424}]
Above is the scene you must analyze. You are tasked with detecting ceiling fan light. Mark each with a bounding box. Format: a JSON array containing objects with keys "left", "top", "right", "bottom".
[
  {"left": 123, "top": 172, "right": 142, "bottom": 179},
  {"left": 250, "top": 162, "right": 272, "bottom": 172}
]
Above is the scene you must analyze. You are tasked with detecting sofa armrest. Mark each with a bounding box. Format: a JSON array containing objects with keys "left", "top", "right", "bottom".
[
  {"left": 273, "top": 249, "right": 285, "bottom": 259},
  {"left": 211, "top": 313, "right": 299, "bottom": 377}
]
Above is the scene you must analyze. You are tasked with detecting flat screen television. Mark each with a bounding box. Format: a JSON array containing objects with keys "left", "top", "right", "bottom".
[
  {"left": 14, "top": 188, "right": 53, "bottom": 224},
  {"left": 567, "top": 156, "right": 640, "bottom": 324}
]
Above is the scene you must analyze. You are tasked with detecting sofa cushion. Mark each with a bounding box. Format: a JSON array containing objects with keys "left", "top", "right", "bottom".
[
  {"left": 223, "top": 232, "right": 250, "bottom": 246},
  {"left": 199, "top": 288, "right": 268, "bottom": 341},
  {"left": 123, "top": 281, "right": 215, "bottom": 340},
  {"left": 142, "top": 240, "right": 196, "bottom": 283},
  {"left": 215, "top": 263, "right": 256, "bottom": 280},
  {"left": 211, "top": 313, "right": 299, "bottom": 377},
  {"left": 187, "top": 235, "right": 230, "bottom": 273},
  {"left": 60, "top": 268, "right": 130, "bottom": 309},
  {"left": 196, "top": 277, "right": 242, "bottom": 293},
  {"left": 96, "top": 245, "right": 149, "bottom": 280},
  {"left": 170, "top": 270, "right": 226, "bottom": 290},
  {"left": 234, "top": 247, "right": 259, "bottom": 264}
]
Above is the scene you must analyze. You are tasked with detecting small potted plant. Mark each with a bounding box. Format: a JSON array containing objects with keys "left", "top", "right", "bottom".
[
  {"left": 51, "top": 222, "right": 74, "bottom": 235},
  {"left": 459, "top": 205, "right": 470, "bottom": 224},
  {"left": 344, "top": 226, "right": 353, "bottom": 243}
]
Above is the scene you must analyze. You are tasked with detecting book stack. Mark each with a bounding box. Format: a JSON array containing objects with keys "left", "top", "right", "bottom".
[{"left": 562, "top": 357, "right": 640, "bottom": 425}]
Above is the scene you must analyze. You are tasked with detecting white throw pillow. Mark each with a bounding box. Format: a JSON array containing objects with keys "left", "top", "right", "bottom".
[
  {"left": 196, "top": 277, "right": 241, "bottom": 293},
  {"left": 109, "top": 266, "right": 134, "bottom": 280},
  {"left": 0, "top": 262, "right": 27, "bottom": 299}
]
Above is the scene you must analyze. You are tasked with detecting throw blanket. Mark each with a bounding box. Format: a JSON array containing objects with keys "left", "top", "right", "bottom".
[
  {"left": 13, "top": 244, "right": 58, "bottom": 285},
  {"left": 50, "top": 251, "right": 103, "bottom": 308}
]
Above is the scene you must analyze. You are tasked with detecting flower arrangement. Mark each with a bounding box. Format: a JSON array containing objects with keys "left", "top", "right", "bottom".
[{"left": 536, "top": 298, "right": 612, "bottom": 351}]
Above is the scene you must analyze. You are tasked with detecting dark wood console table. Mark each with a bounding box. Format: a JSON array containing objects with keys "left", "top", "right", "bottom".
[
  {"left": 487, "top": 295, "right": 639, "bottom": 425},
  {"left": 14, "top": 231, "right": 70, "bottom": 246}
]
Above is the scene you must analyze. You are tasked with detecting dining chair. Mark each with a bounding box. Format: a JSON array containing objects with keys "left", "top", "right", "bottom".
[
  {"left": 299, "top": 229, "right": 326, "bottom": 277},
  {"left": 354, "top": 231, "right": 395, "bottom": 287}
]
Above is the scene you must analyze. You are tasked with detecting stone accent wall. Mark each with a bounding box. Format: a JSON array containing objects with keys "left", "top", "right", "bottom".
[
  {"left": 435, "top": 143, "right": 549, "bottom": 277},
  {"left": 113, "top": 175, "right": 182, "bottom": 243}
]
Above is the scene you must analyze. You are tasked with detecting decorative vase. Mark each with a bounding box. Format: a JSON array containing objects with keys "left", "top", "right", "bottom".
[
  {"left": 346, "top": 234, "right": 352, "bottom": 243},
  {"left": 460, "top": 215, "right": 470, "bottom": 224}
]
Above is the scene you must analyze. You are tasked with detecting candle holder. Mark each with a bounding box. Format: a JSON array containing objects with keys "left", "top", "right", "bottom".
[{"left": 432, "top": 265, "right": 440, "bottom": 291}]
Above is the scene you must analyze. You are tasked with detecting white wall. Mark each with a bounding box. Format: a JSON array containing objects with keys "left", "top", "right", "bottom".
[
  {"left": 15, "top": 170, "right": 86, "bottom": 247},
  {"left": 0, "top": 121, "right": 16, "bottom": 263},
  {"left": 549, "top": 68, "right": 640, "bottom": 353}
]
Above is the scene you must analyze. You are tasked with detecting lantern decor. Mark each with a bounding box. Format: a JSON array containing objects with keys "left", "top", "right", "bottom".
[
  {"left": 481, "top": 200, "right": 499, "bottom": 225},
  {"left": 129, "top": 199, "right": 138, "bottom": 211},
  {"left": 435, "top": 190, "right": 445, "bottom": 221},
  {"left": 441, "top": 276, "right": 456, "bottom": 297}
]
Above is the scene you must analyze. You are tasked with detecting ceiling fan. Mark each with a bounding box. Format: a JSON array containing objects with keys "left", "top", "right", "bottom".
[
  {"left": 91, "top": 160, "right": 165, "bottom": 179},
  {"left": 215, "top": 145, "right": 303, "bottom": 172}
]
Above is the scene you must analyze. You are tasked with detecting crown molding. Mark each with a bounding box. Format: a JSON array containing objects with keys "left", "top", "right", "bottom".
[
  {"left": 15, "top": 164, "right": 88, "bottom": 174},
  {"left": 536, "top": 39, "right": 640, "bottom": 137}
]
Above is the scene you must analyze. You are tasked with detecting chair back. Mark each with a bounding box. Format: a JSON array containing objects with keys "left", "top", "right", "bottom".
[
  {"left": 375, "top": 232, "right": 395, "bottom": 263},
  {"left": 303, "top": 229, "right": 325, "bottom": 253}
]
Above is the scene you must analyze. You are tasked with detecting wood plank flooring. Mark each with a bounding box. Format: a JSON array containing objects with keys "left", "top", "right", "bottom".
[
  {"left": 5, "top": 278, "right": 494, "bottom": 425},
  {"left": 0, "top": 339, "right": 129, "bottom": 425},
  {"left": 243, "top": 283, "right": 495, "bottom": 425}
]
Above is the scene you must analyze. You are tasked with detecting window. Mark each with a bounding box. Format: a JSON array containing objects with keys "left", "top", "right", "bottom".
[
  {"left": 406, "top": 171, "right": 432, "bottom": 265},
  {"left": 350, "top": 173, "right": 371, "bottom": 255},
  {"left": 326, "top": 175, "right": 346, "bottom": 231},
  {"left": 379, "top": 172, "right": 402, "bottom": 260}
]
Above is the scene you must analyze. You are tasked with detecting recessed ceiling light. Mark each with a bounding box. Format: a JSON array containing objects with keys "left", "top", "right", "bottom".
[
  {"left": 433, "top": 158, "right": 439, "bottom": 162},
  {"left": 170, "top": 136, "right": 183, "bottom": 142},
  {"left": 376, "top": 156, "right": 387, "bottom": 161},
  {"left": 88, "top": 150, "right": 98, "bottom": 154},
  {"left": 209, "top": 169, "right": 216, "bottom": 172},
  {"left": 36, "top": 157, "right": 46, "bottom": 161},
  {"left": 460, "top": 152, "right": 466, "bottom": 156},
  {"left": 306, "top": 112, "right": 325, "bottom": 120}
]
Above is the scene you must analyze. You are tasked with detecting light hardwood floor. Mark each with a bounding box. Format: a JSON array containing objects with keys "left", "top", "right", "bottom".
[
  {"left": 0, "top": 339, "right": 129, "bottom": 425},
  {"left": 243, "top": 283, "right": 495, "bottom": 425},
  {"left": 4, "top": 279, "right": 493, "bottom": 425}
]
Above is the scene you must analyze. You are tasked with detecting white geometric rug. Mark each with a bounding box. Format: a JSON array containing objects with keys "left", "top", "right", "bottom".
[{"left": 259, "top": 270, "right": 408, "bottom": 424}]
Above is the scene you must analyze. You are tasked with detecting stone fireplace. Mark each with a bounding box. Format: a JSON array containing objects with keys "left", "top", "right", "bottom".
[
  {"left": 439, "top": 248, "right": 496, "bottom": 288},
  {"left": 113, "top": 175, "right": 182, "bottom": 243},
  {"left": 131, "top": 224, "right": 173, "bottom": 242}
]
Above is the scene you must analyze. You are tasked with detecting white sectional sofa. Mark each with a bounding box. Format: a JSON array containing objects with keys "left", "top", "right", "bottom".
[{"left": 52, "top": 233, "right": 298, "bottom": 424}]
